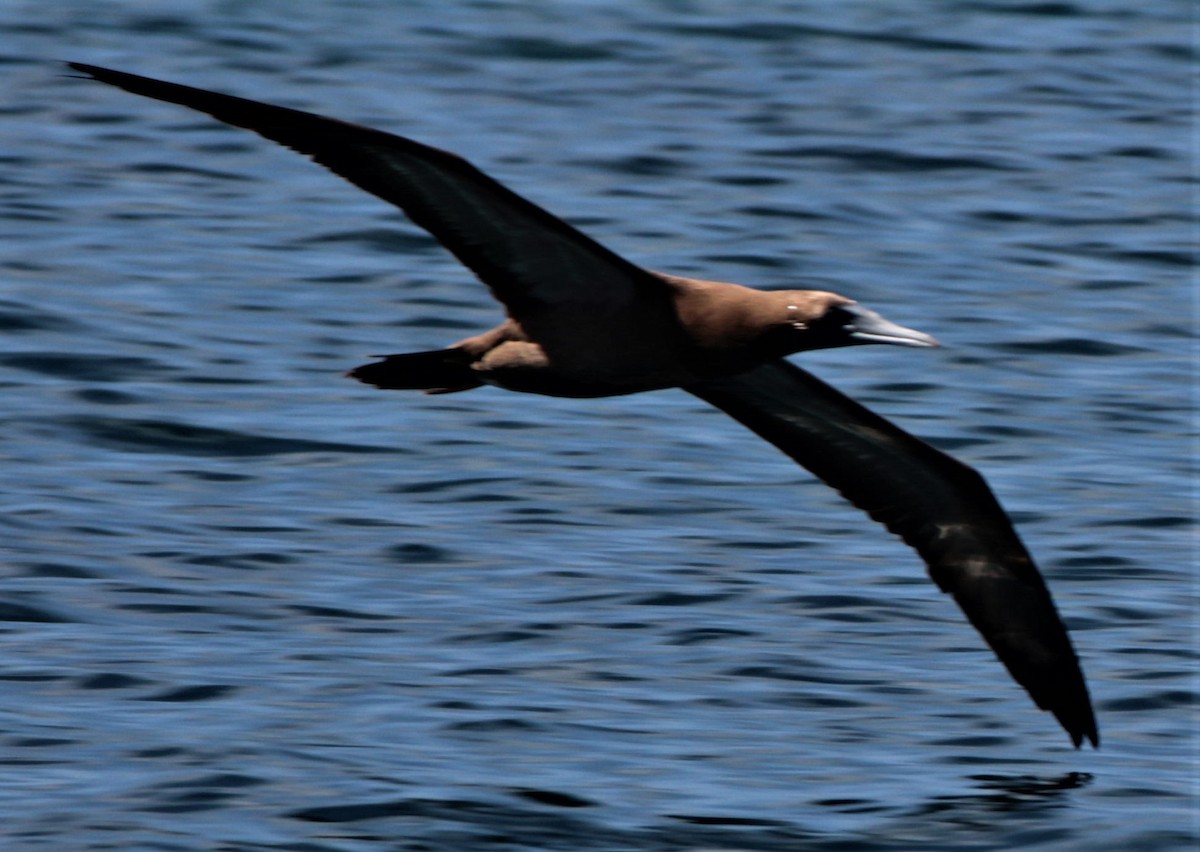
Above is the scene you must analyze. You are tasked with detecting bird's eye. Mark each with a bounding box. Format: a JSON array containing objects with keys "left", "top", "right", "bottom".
[
  {"left": 826, "top": 305, "right": 858, "bottom": 328},
  {"left": 801, "top": 305, "right": 849, "bottom": 332}
]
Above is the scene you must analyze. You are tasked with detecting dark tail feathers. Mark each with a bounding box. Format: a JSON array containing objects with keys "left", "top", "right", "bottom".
[{"left": 347, "top": 348, "right": 482, "bottom": 394}]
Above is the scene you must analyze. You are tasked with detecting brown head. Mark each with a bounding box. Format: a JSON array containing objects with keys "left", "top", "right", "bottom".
[
  {"left": 765, "top": 289, "right": 941, "bottom": 355},
  {"left": 660, "top": 274, "right": 939, "bottom": 375}
]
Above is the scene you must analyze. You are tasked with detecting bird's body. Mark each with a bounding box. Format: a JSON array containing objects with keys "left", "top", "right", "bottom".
[
  {"left": 68, "top": 62, "right": 1098, "bottom": 748},
  {"left": 357, "top": 276, "right": 922, "bottom": 397}
]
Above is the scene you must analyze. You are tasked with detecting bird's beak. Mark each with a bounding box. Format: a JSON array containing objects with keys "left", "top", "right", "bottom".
[{"left": 843, "top": 304, "right": 940, "bottom": 348}]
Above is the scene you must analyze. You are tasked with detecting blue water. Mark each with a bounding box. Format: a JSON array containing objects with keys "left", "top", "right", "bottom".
[{"left": 2, "top": 1, "right": 1195, "bottom": 849}]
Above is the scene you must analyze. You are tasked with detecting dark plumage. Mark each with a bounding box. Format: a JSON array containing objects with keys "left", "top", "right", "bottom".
[{"left": 68, "top": 62, "right": 1098, "bottom": 748}]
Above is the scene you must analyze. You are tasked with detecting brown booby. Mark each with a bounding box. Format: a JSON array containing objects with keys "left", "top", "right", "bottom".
[{"left": 67, "top": 63, "right": 1098, "bottom": 748}]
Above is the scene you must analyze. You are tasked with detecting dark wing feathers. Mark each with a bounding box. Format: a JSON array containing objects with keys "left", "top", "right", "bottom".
[
  {"left": 66, "top": 63, "right": 677, "bottom": 373},
  {"left": 688, "top": 360, "right": 1098, "bottom": 748},
  {"left": 71, "top": 63, "right": 1097, "bottom": 747}
]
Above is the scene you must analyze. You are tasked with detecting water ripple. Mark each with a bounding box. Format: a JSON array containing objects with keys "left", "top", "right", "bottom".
[
  {"left": 66, "top": 415, "right": 387, "bottom": 456},
  {"left": 2, "top": 2, "right": 1192, "bottom": 849}
]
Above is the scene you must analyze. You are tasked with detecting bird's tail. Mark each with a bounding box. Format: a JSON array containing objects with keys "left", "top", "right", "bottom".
[{"left": 347, "top": 348, "right": 483, "bottom": 394}]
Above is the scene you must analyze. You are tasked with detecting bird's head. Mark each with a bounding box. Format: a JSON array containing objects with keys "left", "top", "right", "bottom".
[{"left": 774, "top": 291, "right": 940, "bottom": 353}]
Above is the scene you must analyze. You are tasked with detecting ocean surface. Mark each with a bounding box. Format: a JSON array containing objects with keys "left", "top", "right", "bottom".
[{"left": 2, "top": 1, "right": 1195, "bottom": 849}]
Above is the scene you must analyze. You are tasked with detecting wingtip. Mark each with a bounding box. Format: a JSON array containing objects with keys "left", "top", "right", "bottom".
[
  {"left": 65, "top": 62, "right": 137, "bottom": 86},
  {"left": 1059, "top": 707, "right": 1100, "bottom": 750},
  {"left": 63, "top": 61, "right": 98, "bottom": 80}
]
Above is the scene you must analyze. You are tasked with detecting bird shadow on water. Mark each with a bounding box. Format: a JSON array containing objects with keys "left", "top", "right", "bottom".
[
  {"left": 890, "top": 771, "right": 1093, "bottom": 831},
  {"left": 285, "top": 771, "right": 1093, "bottom": 850}
]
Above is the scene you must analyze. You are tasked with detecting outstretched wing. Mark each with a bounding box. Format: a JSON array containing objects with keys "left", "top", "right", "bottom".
[
  {"left": 688, "top": 360, "right": 1098, "bottom": 747},
  {"left": 67, "top": 63, "right": 685, "bottom": 378}
]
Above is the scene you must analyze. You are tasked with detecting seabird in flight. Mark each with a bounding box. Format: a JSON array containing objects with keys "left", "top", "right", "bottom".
[{"left": 67, "top": 63, "right": 1098, "bottom": 748}]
